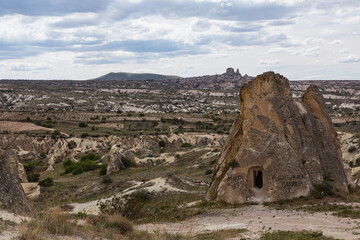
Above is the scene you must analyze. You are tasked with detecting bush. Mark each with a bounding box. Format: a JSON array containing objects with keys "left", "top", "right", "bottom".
[
  {"left": 80, "top": 153, "right": 101, "bottom": 162},
  {"left": 229, "top": 159, "right": 239, "bottom": 169},
  {"left": 80, "top": 133, "right": 88, "bottom": 138},
  {"left": 24, "top": 161, "right": 44, "bottom": 173},
  {"left": 348, "top": 146, "right": 357, "bottom": 153},
  {"left": 39, "top": 178, "right": 54, "bottom": 187},
  {"left": 205, "top": 169, "right": 213, "bottom": 175},
  {"left": 158, "top": 140, "right": 166, "bottom": 148},
  {"left": 121, "top": 156, "right": 135, "bottom": 168},
  {"left": 180, "top": 143, "right": 192, "bottom": 148},
  {"left": 51, "top": 130, "right": 61, "bottom": 139},
  {"left": 27, "top": 173, "right": 40, "bottom": 182},
  {"left": 311, "top": 175, "right": 335, "bottom": 199},
  {"left": 160, "top": 148, "right": 165, "bottom": 153},
  {"left": 63, "top": 160, "right": 100, "bottom": 175},
  {"left": 78, "top": 122, "right": 88, "bottom": 128},
  {"left": 100, "top": 189, "right": 151, "bottom": 220},
  {"left": 101, "top": 175, "right": 113, "bottom": 184},
  {"left": 99, "top": 164, "right": 107, "bottom": 176},
  {"left": 356, "top": 157, "right": 360, "bottom": 166},
  {"left": 63, "top": 159, "right": 72, "bottom": 168},
  {"left": 67, "top": 141, "right": 77, "bottom": 149},
  {"left": 104, "top": 214, "right": 133, "bottom": 234}
]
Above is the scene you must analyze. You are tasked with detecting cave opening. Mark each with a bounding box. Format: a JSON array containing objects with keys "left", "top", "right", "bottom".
[{"left": 253, "top": 170, "right": 263, "bottom": 189}]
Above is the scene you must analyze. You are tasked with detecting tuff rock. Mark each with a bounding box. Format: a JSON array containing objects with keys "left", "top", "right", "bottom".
[
  {"left": 0, "top": 143, "right": 32, "bottom": 215},
  {"left": 206, "top": 72, "right": 348, "bottom": 204}
]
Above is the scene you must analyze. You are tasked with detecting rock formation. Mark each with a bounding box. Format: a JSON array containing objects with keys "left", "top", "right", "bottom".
[
  {"left": 206, "top": 72, "right": 348, "bottom": 204},
  {"left": 0, "top": 141, "right": 32, "bottom": 215}
]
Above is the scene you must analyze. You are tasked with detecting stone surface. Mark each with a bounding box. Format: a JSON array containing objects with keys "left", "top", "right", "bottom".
[
  {"left": 206, "top": 72, "right": 348, "bottom": 204},
  {"left": 106, "top": 147, "right": 136, "bottom": 174},
  {"left": 0, "top": 142, "right": 32, "bottom": 215},
  {"left": 21, "top": 183, "right": 41, "bottom": 200}
]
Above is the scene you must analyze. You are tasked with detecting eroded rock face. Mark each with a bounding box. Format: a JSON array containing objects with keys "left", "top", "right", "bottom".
[
  {"left": 0, "top": 145, "right": 32, "bottom": 215},
  {"left": 206, "top": 72, "right": 348, "bottom": 204}
]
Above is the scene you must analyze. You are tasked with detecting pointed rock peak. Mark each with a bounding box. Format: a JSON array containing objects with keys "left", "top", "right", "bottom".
[
  {"left": 206, "top": 72, "right": 348, "bottom": 204},
  {"left": 225, "top": 67, "right": 235, "bottom": 75},
  {"left": 302, "top": 84, "right": 339, "bottom": 150},
  {"left": 240, "top": 71, "right": 291, "bottom": 102},
  {"left": 236, "top": 69, "right": 241, "bottom": 76}
]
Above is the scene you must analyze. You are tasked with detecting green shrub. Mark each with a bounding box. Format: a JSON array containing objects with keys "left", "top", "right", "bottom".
[
  {"left": 80, "top": 133, "right": 88, "bottom": 138},
  {"left": 101, "top": 175, "right": 113, "bottom": 184},
  {"left": 121, "top": 156, "right": 135, "bottom": 168},
  {"left": 180, "top": 143, "right": 192, "bottom": 148},
  {"left": 348, "top": 146, "right": 357, "bottom": 153},
  {"left": 51, "top": 130, "right": 61, "bottom": 139},
  {"left": 27, "top": 173, "right": 40, "bottom": 182},
  {"left": 77, "top": 212, "right": 87, "bottom": 219},
  {"left": 160, "top": 148, "right": 165, "bottom": 153},
  {"left": 24, "top": 161, "right": 44, "bottom": 173},
  {"left": 205, "top": 169, "right": 213, "bottom": 175},
  {"left": 356, "top": 157, "right": 360, "bottom": 166},
  {"left": 349, "top": 161, "right": 354, "bottom": 168},
  {"left": 158, "top": 140, "right": 166, "bottom": 148},
  {"left": 99, "top": 164, "right": 107, "bottom": 176},
  {"left": 67, "top": 141, "right": 77, "bottom": 149},
  {"left": 100, "top": 189, "right": 151, "bottom": 220},
  {"left": 229, "top": 159, "right": 239, "bottom": 169},
  {"left": 39, "top": 178, "right": 54, "bottom": 187},
  {"left": 63, "top": 159, "right": 72, "bottom": 168},
  {"left": 63, "top": 159, "right": 100, "bottom": 175},
  {"left": 311, "top": 175, "right": 335, "bottom": 199},
  {"left": 78, "top": 122, "right": 88, "bottom": 128},
  {"left": 80, "top": 153, "right": 101, "bottom": 162}
]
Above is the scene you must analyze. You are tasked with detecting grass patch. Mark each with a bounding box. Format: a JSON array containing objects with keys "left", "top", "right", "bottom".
[{"left": 260, "top": 230, "right": 336, "bottom": 240}]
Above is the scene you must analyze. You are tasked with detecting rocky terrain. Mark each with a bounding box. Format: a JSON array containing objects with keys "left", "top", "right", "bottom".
[
  {"left": 207, "top": 72, "right": 349, "bottom": 204},
  {"left": 0, "top": 70, "right": 359, "bottom": 240}
]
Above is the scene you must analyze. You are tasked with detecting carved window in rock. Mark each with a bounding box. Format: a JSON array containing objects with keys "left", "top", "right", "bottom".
[
  {"left": 254, "top": 170, "right": 263, "bottom": 189},
  {"left": 248, "top": 167, "right": 264, "bottom": 190}
]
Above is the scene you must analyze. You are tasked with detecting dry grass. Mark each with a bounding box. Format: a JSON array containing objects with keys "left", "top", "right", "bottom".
[
  {"left": 19, "top": 211, "right": 75, "bottom": 240},
  {"left": 105, "top": 214, "right": 134, "bottom": 234}
]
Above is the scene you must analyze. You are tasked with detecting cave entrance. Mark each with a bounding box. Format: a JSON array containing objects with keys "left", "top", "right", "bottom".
[{"left": 253, "top": 170, "right": 263, "bottom": 189}]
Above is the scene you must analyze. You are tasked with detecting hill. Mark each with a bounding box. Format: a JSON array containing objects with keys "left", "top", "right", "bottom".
[{"left": 90, "top": 72, "right": 181, "bottom": 81}]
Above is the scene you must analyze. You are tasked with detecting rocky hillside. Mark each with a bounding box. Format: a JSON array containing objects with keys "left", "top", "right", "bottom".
[
  {"left": 90, "top": 72, "right": 180, "bottom": 81},
  {"left": 0, "top": 141, "right": 32, "bottom": 215},
  {"left": 207, "top": 72, "right": 349, "bottom": 204}
]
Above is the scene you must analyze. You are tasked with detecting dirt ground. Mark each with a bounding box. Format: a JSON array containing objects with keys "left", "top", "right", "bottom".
[
  {"left": 137, "top": 204, "right": 360, "bottom": 239},
  {"left": 0, "top": 121, "right": 53, "bottom": 132}
]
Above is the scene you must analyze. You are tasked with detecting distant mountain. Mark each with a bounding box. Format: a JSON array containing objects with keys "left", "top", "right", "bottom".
[{"left": 90, "top": 72, "right": 181, "bottom": 81}]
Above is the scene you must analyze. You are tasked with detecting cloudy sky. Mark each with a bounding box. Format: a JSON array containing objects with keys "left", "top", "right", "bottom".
[{"left": 0, "top": 0, "right": 359, "bottom": 80}]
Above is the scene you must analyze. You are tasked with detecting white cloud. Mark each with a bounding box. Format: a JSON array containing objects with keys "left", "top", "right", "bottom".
[
  {"left": 339, "top": 54, "right": 360, "bottom": 63},
  {"left": 338, "top": 48, "right": 349, "bottom": 53},
  {"left": 292, "top": 47, "right": 320, "bottom": 57},
  {"left": 0, "top": 0, "right": 359, "bottom": 79},
  {"left": 321, "top": 28, "right": 338, "bottom": 36},
  {"left": 328, "top": 40, "right": 342, "bottom": 45},
  {"left": 258, "top": 59, "right": 280, "bottom": 65}
]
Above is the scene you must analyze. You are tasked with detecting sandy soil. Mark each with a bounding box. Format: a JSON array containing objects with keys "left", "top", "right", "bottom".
[
  {"left": 69, "top": 177, "right": 187, "bottom": 215},
  {"left": 137, "top": 204, "right": 360, "bottom": 240},
  {"left": 0, "top": 121, "right": 53, "bottom": 132},
  {"left": 0, "top": 210, "right": 31, "bottom": 240}
]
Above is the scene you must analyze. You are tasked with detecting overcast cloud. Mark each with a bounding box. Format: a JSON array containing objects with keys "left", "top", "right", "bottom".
[{"left": 0, "top": 0, "right": 359, "bottom": 80}]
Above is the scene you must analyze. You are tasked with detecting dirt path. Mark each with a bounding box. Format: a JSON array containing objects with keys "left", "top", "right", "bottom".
[
  {"left": 0, "top": 210, "right": 30, "bottom": 240},
  {"left": 136, "top": 205, "right": 360, "bottom": 239}
]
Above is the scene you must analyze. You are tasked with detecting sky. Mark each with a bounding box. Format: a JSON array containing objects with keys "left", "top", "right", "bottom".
[{"left": 0, "top": 0, "right": 359, "bottom": 80}]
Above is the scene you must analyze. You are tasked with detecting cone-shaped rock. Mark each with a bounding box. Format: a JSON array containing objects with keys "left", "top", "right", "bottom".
[
  {"left": 206, "top": 72, "right": 348, "bottom": 204},
  {"left": 0, "top": 144, "right": 32, "bottom": 215}
]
